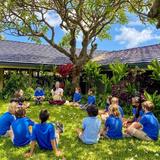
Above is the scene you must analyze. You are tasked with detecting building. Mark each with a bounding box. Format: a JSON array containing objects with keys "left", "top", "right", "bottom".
[{"left": 0, "top": 40, "right": 160, "bottom": 90}]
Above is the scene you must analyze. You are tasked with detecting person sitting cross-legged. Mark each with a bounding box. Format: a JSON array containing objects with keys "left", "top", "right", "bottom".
[
  {"left": 34, "top": 85, "right": 45, "bottom": 105},
  {"left": 24, "top": 109, "right": 63, "bottom": 158},
  {"left": 77, "top": 105, "right": 101, "bottom": 144},
  {"left": 126, "top": 101, "right": 159, "bottom": 141}
]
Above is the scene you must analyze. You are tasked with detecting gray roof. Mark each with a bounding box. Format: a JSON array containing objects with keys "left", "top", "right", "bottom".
[
  {"left": 0, "top": 40, "right": 160, "bottom": 68},
  {"left": 0, "top": 40, "right": 71, "bottom": 66},
  {"left": 93, "top": 44, "right": 160, "bottom": 65}
]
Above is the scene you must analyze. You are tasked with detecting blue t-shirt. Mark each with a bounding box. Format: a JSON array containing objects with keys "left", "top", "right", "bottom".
[
  {"left": 88, "top": 95, "right": 96, "bottom": 105},
  {"left": 34, "top": 88, "right": 45, "bottom": 97},
  {"left": 31, "top": 123, "right": 56, "bottom": 150},
  {"left": 11, "top": 117, "right": 34, "bottom": 146},
  {"left": 139, "top": 112, "right": 159, "bottom": 141},
  {"left": 81, "top": 117, "right": 101, "bottom": 144},
  {"left": 73, "top": 92, "right": 82, "bottom": 102},
  {"left": 118, "top": 106, "right": 124, "bottom": 118},
  {"left": 132, "top": 108, "right": 144, "bottom": 121},
  {"left": 0, "top": 112, "right": 15, "bottom": 135},
  {"left": 105, "top": 115, "right": 123, "bottom": 139}
]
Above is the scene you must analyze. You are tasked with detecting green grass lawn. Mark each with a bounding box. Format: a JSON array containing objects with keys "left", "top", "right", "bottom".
[{"left": 0, "top": 100, "right": 160, "bottom": 160}]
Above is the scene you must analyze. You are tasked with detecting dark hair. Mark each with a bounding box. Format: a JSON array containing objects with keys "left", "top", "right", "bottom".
[
  {"left": 39, "top": 109, "right": 50, "bottom": 123},
  {"left": 15, "top": 108, "right": 26, "bottom": 118},
  {"left": 86, "top": 105, "right": 98, "bottom": 117}
]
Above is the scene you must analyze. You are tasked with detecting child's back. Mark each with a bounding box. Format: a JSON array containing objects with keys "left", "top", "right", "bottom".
[
  {"left": 105, "top": 104, "right": 123, "bottom": 139},
  {"left": 0, "top": 112, "right": 15, "bottom": 136},
  {"left": 105, "top": 115, "right": 122, "bottom": 139},
  {"left": 31, "top": 123, "right": 56, "bottom": 150},
  {"left": 88, "top": 95, "right": 96, "bottom": 105},
  {"left": 11, "top": 109, "right": 34, "bottom": 146},
  {"left": 81, "top": 116, "right": 101, "bottom": 144},
  {"left": 0, "top": 102, "right": 16, "bottom": 136}
]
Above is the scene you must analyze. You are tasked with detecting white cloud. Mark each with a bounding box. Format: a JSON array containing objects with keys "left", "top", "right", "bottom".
[
  {"left": 36, "top": 11, "right": 61, "bottom": 27},
  {"left": 45, "top": 11, "right": 61, "bottom": 27},
  {"left": 115, "top": 26, "right": 160, "bottom": 48}
]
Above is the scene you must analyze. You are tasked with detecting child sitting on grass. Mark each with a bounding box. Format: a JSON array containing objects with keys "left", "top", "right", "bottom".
[
  {"left": 11, "top": 108, "right": 35, "bottom": 147},
  {"left": 81, "top": 88, "right": 96, "bottom": 109},
  {"left": 111, "top": 97, "right": 124, "bottom": 119},
  {"left": 77, "top": 105, "right": 101, "bottom": 144},
  {"left": 126, "top": 101, "right": 159, "bottom": 141},
  {"left": 101, "top": 104, "right": 123, "bottom": 139},
  {"left": 10, "top": 89, "right": 30, "bottom": 109},
  {"left": 34, "top": 85, "right": 45, "bottom": 105},
  {"left": 124, "top": 97, "right": 144, "bottom": 127},
  {"left": 25, "top": 109, "right": 63, "bottom": 158},
  {"left": 0, "top": 102, "right": 17, "bottom": 137}
]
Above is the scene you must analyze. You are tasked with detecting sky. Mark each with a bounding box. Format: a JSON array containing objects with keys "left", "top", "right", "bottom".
[{"left": 3, "top": 11, "right": 160, "bottom": 52}]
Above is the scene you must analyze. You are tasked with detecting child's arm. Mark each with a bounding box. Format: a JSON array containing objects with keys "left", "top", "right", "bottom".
[
  {"left": 51, "top": 139, "right": 62, "bottom": 157},
  {"left": 24, "top": 141, "right": 36, "bottom": 158}
]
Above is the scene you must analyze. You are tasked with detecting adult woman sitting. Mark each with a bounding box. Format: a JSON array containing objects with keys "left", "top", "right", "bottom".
[{"left": 49, "top": 81, "right": 65, "bottom": 105}]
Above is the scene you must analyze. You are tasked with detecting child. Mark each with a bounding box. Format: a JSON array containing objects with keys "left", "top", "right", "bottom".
[
  {"left": 126, "top": 101, "right": 159, "bottom": 141},
  {"left": 10, "top": 89, "right": 30, "bottom": 109},
  {"left": 124, "top": 97, "right": 143, "bottom": 127},
  {"left": 11, "top": 108, "right": 35, "bottom": 146},
  {"left": 77, "top": 105, "right": 101, "bottom": 144},
  {"left": 101, "top": 104, "right": 123, "bottom": 139},
  {"left": 0, "top": 102, "right": 17, "bottom": 136},
  {"left": 81, "top": 88, "right": 96, "bottom": 109},
  {"left": 34, "top": 85, "right": 45, "bottom": 104},
  {"left": 25, "top": 110, "right": 62, "bottom": 157},
  {"left": 73, "top": 87, "right": 82, "bottom": 103},
  {"left": 111, "top": 97, "right": 124, "bottom": 119}
]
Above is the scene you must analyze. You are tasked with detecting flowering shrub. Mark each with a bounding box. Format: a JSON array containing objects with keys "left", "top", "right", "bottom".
[{"left": 57, "top": 63, "right": 74, "bottom": 78}]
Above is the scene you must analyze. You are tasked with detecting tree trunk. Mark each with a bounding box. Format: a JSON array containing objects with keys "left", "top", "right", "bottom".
[{"left": 71, "top": 65, "right": 82, "bottom": 87}]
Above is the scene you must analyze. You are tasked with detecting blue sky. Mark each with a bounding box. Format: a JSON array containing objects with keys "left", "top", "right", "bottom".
[{"left": 4, "top": 12, "right": 160, "bottom": 52}]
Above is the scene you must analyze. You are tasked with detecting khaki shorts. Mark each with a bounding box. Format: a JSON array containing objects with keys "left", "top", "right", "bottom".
[{"left": 129, "top": 128, "right": 152, "bottom": 141}]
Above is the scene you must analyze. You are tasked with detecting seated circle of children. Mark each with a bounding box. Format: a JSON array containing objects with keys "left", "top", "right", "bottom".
[
  {"left": 77, "top": 105, "right": 101, "bottom": 144},
  {"left": 34, "top": 85, "right": 45, "bottom": 104},
  {"left": 101, "top": 104, "right": 123, "bottom": 139},
  {"left": 11, "top": 108, "right": 35, "bottom": 146},
  {"left": 25, "top": 109, "right": 62, "bottom": 158},
  {"left": 0, "top": 102, "right": 16, "bottom": 136},
  {"left": 49, "top": 81, "right": 65, "bottom": 105},
  {"left": 126, "top": 101, "right": 159, "bottom": 141}
]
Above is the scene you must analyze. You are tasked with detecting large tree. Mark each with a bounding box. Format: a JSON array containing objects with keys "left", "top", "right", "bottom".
[
  {"left": 0, "top": 0, "right": 153, "bottom": 86},
  {"left": 148, "top": 0, "right": 160, "bottom": 28}
]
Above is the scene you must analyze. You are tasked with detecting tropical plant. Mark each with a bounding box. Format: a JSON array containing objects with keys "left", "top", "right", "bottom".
[
  {"left": 83, "top": 61, "right": 102, "bottom": 89},
  {"left": 144, "top": 90, "right": 160, "bottom": 117},
  {"left": 109, "top": 61, "right": 128, "bottom": 84},
  {"left": 147, "top": 59, "right": 160, "bottom": 81},
  {"left": 101, "top": 74, "right": 112, "bottom": 94}
]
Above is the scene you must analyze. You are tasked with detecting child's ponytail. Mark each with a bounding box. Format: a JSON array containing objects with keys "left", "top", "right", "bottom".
[{"left": 109, "top": 104, "right": 120, "bottom": 117}]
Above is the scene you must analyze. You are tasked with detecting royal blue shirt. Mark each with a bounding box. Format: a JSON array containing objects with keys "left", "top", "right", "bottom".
[
  {"left": 11, "top": 117, "right": 34, "bottom": 146},
  {"left": 31, "top": 123, "right": 56, "bottom": 150},
  {"left": 0, "top": 112, "right": 15, "bottom": 135},
  {"left": 139, "top": 112, "right": 159, "bottom": 141},
  {"left": 34, "top": 88, "right": 45, "bottom": 97},
  {"left": 132, "top": 108, "right": 144, "bottom": 121},
  {"left": 73, "top": 92, "right": 82, "bottom": 102},
  {"left": 88, "top": 95, "right": 96, "bottom": 105},
  {"left": 105, "top": 115, "right": 123, "bottom": 139},
  {"left": 81, "top": 117, "right": 101, "bottom": 144}
]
